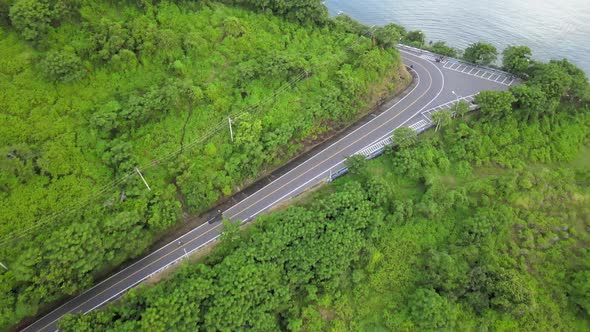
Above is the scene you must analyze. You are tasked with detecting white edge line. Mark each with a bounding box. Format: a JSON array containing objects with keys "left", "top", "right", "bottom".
[
  {"left": 31, "top": 50, "right": 441, "bottom": 332},
  {"left": 24, "top": 221, "right": 213, "bottom": 332},
  {"left": 82, "top": 236, "right": 220, "bottom": 316},
  {"left": 26, "top": 50, "right": 428, "bottom": 332},
  {"left": 351, "top": 52, "right": 446, "bottom": 155},
  {"left": 225, "top": 54, "right": 424, "bottom": 215},
  {"left": 247, "top": 63, "right": 447, "bottom": 228},
  {"left": 247, "top": 166, "right": 337, "bottom": 220}
]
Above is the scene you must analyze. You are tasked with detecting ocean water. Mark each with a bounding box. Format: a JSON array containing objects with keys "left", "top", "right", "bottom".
[{"left": 325, "top": 0, "right": 590, "bottom": 75}]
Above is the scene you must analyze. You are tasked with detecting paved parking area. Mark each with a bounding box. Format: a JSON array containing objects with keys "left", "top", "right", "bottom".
[{"left": 442, "top": 61, "right": 515, "bottom": 86}]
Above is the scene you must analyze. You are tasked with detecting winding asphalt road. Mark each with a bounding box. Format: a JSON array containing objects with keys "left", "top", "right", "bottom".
[{"left": 22, "top": 47, "right": 512, "bottom": 332}]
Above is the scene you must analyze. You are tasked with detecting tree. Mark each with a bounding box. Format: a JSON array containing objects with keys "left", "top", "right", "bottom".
[
  {"left": 222, "top": 16, "right": 245, "bottom": 38},
  {"left": 333, "top": 14, "right": 369, "bottom": 36},
  {"left": 451, "top": 100, "right": 471, "bottom": 119},
  {"left": 9, "top": 0, "right": 52, "bottom": 42},
  {"left": 475, "top": 90, "right": 516, "bottom": 119},
  {"left": 430, "top": 41, "right": 457, "bottom": 57},
  {"left": 570, "top": 270, "right": 590, "bottom": 316},
  {"left": 392, "top": 127, "right": 418, "bottom": 149},
  {"left": 502, "top": 45, "right": 532, "bottom": 76},
  {"left": 373, "top": 23, "right": 406, "bottom": 48},
  {"left": 510, "top": 84, "right": 549, "bottom": 119},
  {"left": 463, "top": 42, "right": 498, "bottom": 66},
  {"left": 529, "top": 62, "right": 571, "bottom": 100},
  {"left": 404, "top": 30, "right": 425, "bottom": 47},
  {"left": 239, "top": 0, "right": 328, "bottom": 25},
  {"left": 431, "top": 109, "right": 452, "bottom": 132},
  {"left": 550, "top": 59, "right": 589, "bottom": 100},
  {"left": 345, "top": 155, "right": 367, "bottom": 175},
  {"left": 39, "top": 49, "right": 84, "bottom": 83},
  {"left": 420, "top": 250, "right": 468, "bottom": 295},
  {"left": 408, "top": 288, "right": 453, "bottom": 330}
]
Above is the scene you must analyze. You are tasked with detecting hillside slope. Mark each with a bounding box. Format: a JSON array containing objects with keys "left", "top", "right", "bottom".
[{"left": 0, "top": 1, "right": 408, "bottom": 328}]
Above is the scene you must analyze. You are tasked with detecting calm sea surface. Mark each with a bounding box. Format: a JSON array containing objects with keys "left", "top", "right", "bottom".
[{"left": 325, "top": 0, "right": 590, "bottom": 74}]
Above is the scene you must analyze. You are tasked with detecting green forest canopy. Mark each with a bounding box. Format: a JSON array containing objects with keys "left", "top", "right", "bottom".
[
  {"left": 59, "top": 54, "right": 590, "bottom": 331},
  {"left": 0, "top": 0, "right": 408, "bottom": 329}
]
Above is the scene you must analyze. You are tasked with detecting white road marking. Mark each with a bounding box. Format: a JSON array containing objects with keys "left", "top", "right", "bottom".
[
  {"left": 22, "top": 219, "right": 214, "bottom": 332},
  {"left": 240, "top": 50, "right": 443, "bottom": 221},
  {"left": 224, "top": 57, "right": 424, "bottom": 215}
]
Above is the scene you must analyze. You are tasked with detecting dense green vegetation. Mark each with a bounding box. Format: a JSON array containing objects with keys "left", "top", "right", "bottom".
[
  {"left": 462, "top": 41, "right": 498, "bottom": 66},
  {"left": 58, "top": 41, "right": 590, "bottom": 331},
  {"left": 0, "top": 1, "right": 409, "bottom": 328}
]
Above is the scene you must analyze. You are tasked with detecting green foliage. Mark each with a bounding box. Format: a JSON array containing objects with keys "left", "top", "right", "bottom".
[
  {"left": 403, "top": 30, "right": 425, "bottom": 47},
  {"left": 475, "top": 90, "right": 516, "bottom": 119},
  {"left": 408, "top": 288, "right": 454, "bottom": 330},
  {"left": 9, "top": 0, "right": 52, "bottom": 42},
  {"left": 570, "top": 270, "right": 590, "bottom": 316},
  {"left": 502, "top": 45, "right": 532, "bottom": 76},
  {"left": 392, "top": 126, "right": 418, "bottom": 149},
  {"left": 0, "top": 1, "right": 407, "bottom": 329},
  {"left": 5, "top": 1, "right": 589, "bottom": 330},
  {"left": 61, "top": 86, "right": 590, "bottom": 331},
  {"left": 332, "top": 14, "right": 369, "bottom": 36},
  {"left": 39, "top": 49, "right": 84, "bottom": 82},
  {"left": 231, "top": 0, "right": 328, "bottom": 25},
  {"left": 345, "top": 154, "right": 367, "bottom": 175},
  {"left": 429, "top": 41, "right": 458, "bottom": 57},
  {"left": 431, "top": 109, "right": 452, "bottom": 131},
  {"left": 451, "top": 100, "right": 470, "bottom": 119},
  {"left": 510, "top": 84, "right": 549, "bottom": 118},
  {"left": 373, "top": 23, "right": 406, "bottom": 48},
  {"left": 463, "top": 41, "right": 498, "bottom": 66},
  {"left": 59, "top": 181, "right": 380, "bottom": 331}
]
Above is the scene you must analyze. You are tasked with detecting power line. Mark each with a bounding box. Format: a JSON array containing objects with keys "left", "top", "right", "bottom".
[{"left": 0, "top": 32, "right": 374, "bottom": 246}]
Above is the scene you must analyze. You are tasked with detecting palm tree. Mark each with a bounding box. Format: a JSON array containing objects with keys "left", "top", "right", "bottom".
[{"left": 431, "top": 109, "right": 452, "bottom": 132}]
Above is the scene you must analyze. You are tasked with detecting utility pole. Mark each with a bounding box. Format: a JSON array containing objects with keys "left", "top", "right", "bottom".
[
  {"left": 183, "top": 248, "right": 188, "bottom": 260},
  {"left": 135, "top": 167, "right": 151, "bottom": 191},
  {"left": 0, "top": 262, "right": 7, "bottom": 271},
  {"left": 228, "top": 117, "right": 234, "bottom": 142}
]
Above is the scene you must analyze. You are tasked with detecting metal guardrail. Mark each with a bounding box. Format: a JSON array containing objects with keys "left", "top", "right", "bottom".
[
  {"left": 327, "top": 96, "right": 485, "bottom": 182},
  {"left": 328, "top": 120, "right": 435, "bottom": 181}
]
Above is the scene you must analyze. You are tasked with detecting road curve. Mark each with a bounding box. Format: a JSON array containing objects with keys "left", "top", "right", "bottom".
[{"left": 22, "top": 48, "right": 510, "bottom": 332}]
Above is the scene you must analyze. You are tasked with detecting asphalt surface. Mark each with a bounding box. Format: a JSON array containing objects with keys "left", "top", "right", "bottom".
[{"left": 22, "top": 47, "right": 512, "bottom": 332}]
